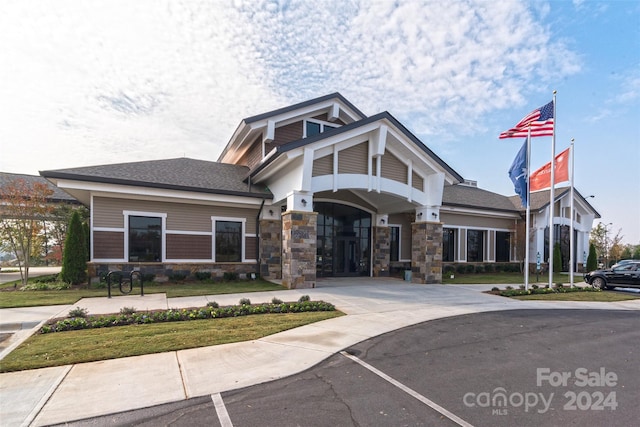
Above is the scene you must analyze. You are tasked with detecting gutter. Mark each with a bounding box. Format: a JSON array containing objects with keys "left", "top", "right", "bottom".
[{"left": 256, "top": 199, "right": 265, "bottom": 278}]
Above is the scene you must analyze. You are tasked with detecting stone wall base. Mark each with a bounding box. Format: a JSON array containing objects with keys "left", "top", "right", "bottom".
[{"left": 88, "top": 262, "right": 258, "bottom": 284}]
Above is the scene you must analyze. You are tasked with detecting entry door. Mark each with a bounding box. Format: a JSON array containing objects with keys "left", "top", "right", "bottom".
[{"left": 335, "top": 237, "right": 359, "bottom": 276}]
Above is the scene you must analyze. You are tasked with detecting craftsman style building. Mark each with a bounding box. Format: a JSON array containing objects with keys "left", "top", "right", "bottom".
[{"left": 41, "top": 94, "right": 599, "bottom": 287}]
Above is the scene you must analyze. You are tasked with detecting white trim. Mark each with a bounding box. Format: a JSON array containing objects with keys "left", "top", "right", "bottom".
[
  {"left": 164, "top": 258, "right": 213, "bottom": 263},
  {"left": 124, "top": 211, "right": 167, "bottom": 262},
  {"left": 211, "top": 216, "right": 248, "bottom": 262},
  {"left": 93, "top": 258, "right": 127, "bottom": 263},
  {"left": 302, "top": 118, "right": 340, "bottom": 138},
  {"left": 166, "top": 230, "right": 212, "bottom": 236},
  {"left": 94, "top": 227, "right": 125, "bottom": 233}
]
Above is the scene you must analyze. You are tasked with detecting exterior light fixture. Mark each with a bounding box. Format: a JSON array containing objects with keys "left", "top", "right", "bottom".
[
  {"left": 301, "top": 199, "right": 307, "bottom": 207},
  {"left": 417, "top": 212, "right": 423, "bottom": 218}
]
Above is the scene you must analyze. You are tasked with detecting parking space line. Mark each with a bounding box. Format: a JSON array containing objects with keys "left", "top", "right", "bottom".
[
  {"left": 211, "top": 393, "right": 233, "bottom": 427},
  {"left": 340, "top": 351, "right": 474, "bottom": 427}
]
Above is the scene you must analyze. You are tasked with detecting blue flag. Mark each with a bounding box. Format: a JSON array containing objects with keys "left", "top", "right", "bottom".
[{"left": 508, "top": 139, "right": 528, "bottom": 207}]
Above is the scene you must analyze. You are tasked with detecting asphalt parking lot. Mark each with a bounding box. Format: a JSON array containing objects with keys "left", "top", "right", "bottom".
[{"left": 66, "top": 309, "right": 639, "bottom": 427}]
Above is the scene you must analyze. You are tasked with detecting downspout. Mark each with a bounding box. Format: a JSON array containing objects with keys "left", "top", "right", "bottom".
[{"left": 256, "top": 198, "right": 265, "bottom": 278}]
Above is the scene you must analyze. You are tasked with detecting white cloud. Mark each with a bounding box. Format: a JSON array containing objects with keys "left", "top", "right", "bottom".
[{"left": 0, "top": 0, "right": 581, "bottom": 174}]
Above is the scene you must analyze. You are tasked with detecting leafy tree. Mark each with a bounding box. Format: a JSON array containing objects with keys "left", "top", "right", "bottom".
[
  {"left": 0, "top": 178, "right": 54, "bottom": 287},
  {"left": 553, "top": 243, "right": 562, "bottom": 273},
  {"left": 633, "top": 245, "right": 640, "bottom": 260},
  {"left": 586, "top": 243, "right": 598, "bottom": 272},
  {"left": 60, "top": 210, "right": 87, "bottom": 285}
]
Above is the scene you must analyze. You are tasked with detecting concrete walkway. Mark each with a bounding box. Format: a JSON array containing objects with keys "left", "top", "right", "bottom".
[{"left": 1, "top": 279, "right": 638, "bottom": 426}]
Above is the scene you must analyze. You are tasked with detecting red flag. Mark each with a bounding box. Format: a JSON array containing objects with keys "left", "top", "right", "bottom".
[{"left": 530, "top": 147, "right": 570, "bottom": 192}]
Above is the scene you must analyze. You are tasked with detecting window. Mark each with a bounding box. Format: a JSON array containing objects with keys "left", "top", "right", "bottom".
[
  {"left": 305, "top": 119, "right": 338, "bottom": 138},
  {"left": 129, "top": 216, "right": 162, "bottom": 262},
  {"left": 443, "top": 228, "right": 456, "bottom": 262},
  {"left": 496, "top": 231, "right": 511, "bottom": 262},
  {"left": 215, "top": 221, "right": 242, "bottom": 262},
  {"left": 390, "top": 226, "right": 400, "bottom": 262},
  {"left": 467, "top": 229, "right": 484, "bottom": 262}
]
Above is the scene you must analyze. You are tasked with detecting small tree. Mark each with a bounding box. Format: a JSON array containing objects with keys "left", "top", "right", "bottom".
[
  {"left": 60, "top": 210, "right": 87, "bottom": 285},
  {"left": 586, "top": 243, "right": 598, "bottom": 272},
  {"left": 0, "top": 178, "right": 54, "bottom": 287},
  {"left": 553, "top": 243, "right": 562, "bottom": 273}
]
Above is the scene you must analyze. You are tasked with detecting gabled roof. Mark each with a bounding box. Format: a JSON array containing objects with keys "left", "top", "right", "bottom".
[
  {"left": 243, "top": 92, "right": 367, "bottom": 124},
  {"left": 218, "top": 93, "right": 368, "bottom": 164},
  {"left": 40, "top": 158, "right": 272, "bottom": 199},
  {"left": 249, "top": 111, "right": 464, "bottom": 183},
  {"left": 509, "top": 187, "right": 601, "bottom": 217},
  {"left": 0, "top": 172, "right": 78, "bottom": 203},
  {"left": 443, "top": 183, "right": 520, "bottom": 213}
]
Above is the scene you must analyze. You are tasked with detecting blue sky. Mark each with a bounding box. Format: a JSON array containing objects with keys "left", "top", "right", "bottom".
[{"left": 1, "top": 0, "right": 638, "bottom": 244}]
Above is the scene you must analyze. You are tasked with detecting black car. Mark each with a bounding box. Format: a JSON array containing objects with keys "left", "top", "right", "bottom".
[{"left": 584, "top": 261, "right": 640, "bottom": 290}]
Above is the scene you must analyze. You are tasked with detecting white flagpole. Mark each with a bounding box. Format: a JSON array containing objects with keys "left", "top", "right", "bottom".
[
  {"left": 525, "top": 128, "right": 531, "bottom": 290},
  {"left": 548, "top": 91, "right": 557, "bottom": 288},
  {"left": 569, "top": 138, "right": 575, "bottom": 287}
]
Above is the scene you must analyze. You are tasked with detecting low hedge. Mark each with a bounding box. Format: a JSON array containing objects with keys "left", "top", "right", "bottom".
[
  {"left": 41, "top": 300, "right": 336, "bottom": 334},
  {"left": 488, "top": 285, "right": 601, "bottom": 298}
]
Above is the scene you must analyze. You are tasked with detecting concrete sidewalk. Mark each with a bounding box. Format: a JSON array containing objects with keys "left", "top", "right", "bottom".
[{"left": 1, "top": 280, "right": 638, "bottom": 426}]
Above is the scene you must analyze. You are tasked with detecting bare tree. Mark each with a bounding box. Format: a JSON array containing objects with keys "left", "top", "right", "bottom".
[{"left": 0, "top": 178, "right": 54, "bottom": 287}]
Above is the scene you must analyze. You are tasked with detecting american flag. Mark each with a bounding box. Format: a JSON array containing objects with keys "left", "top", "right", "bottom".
[{"left": 499, "top": 101, "right": 554, "bottom": 139}]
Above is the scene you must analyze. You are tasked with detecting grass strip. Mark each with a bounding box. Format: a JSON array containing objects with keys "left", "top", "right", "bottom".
[
  {"left": 443, "top": 272, "right": 573, "bottom": 285},
  {"left": 512, "top": 291, "right": 640, "bottom": 302},
  {"left": 0, "top": 311, "right": 343, "bottom": 372},
  {"left": 0, "top": 280, "right": 284, "bottom": 308}
]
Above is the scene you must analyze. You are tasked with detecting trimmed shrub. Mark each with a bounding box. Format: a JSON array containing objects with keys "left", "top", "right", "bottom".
[
  {"left": 464, "top": 264, "right": 475, "bottom": 274},
  {"left": 207, "top": 301, "right": 219, "bottom": 308},
  {"left": 223, "top": 272, "right": 238, "bottom": 281},
  {"left": 298, "top": 295, "right": 311, "bottom": 302},
  {"left": 587, "top": 243, "right": 598, "bottom": 272},
  {"left": 168, "top": 272, "right": 187, "bottom": 281},
  {"left": 443, "top": 265, "right": 455, "bottom": 274},
  {"left": 484, "top": 263, "right": 494, "bottom": 273},
  {"left": 553, "top": 243, "right": 562, "bottom": 273},
  {"left": 475, "top": 265, "right": 485, "bottom": 274},
  {"left": 456, "top": 264, "right": 467, "bottom": 274},
  {"left": 271, "top": 297, "right": 283, "bottom": 304},
  {"left": 239, "top": 297, "right": 251, "bottom": 305},
  {"left": 60, "top": 211, "right": 87, "bottom": 285},
  {"left": 195, "top": 271, "right": 212, "bottom": 281},
  {"left": 119, "top": 307, "right": 136, "bottom": 315},
  {"left": 68, "top": 307, "right": 88, "bottom": 318}
]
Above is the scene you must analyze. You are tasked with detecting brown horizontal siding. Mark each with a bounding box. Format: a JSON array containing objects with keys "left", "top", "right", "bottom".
[
  {"left": 245, "top": 236, "right": 257, "bottom": 260},
  {"left": 93, "top": 197, "right": 258, "bottom": 234},
  {"left": 93, "top": 231, "right": 124, "bottom": 259},
  {"left": 381, "top": 150, "right": 407, "bottom": 183},
  {"left": 166, "top": 234, "right": 212, "bottom": 260},
  {"left": 412, "top": 171, "right": 423, "bottom": 191},
  {"left": 313, "top": 154, "right": 333, "bottom": 177},
  {"left": 440, "top": 212, "right": 515, "bottom": 230},
  {"left": 272, "top": 121, "right": 303, "bottom": 148},
  {"left": 338, "top": 143, "right": 367, "bottom": 174},
  {"left": 238, "top": 135, "right": 263, "bottom": 169}
]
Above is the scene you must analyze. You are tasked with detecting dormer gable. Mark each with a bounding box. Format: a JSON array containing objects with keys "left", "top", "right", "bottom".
[{"left": 218, "top": 93, "right": 366, "bottom": 168}]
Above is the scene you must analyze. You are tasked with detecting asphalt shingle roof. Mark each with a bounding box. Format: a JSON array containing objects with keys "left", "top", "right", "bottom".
[
  {"left": 443, "top": 184, "right": 520, "bottom": 213},
  {"left": 40, "top": 158, "right": 272, "bottom": 198},
  {"left": 0, "top": 172, "right": 78, "bottom": 203}
]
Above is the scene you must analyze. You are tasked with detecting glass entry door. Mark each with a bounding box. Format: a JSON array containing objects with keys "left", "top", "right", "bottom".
[{"left": 335, "top": 237, "right": 359, "bottom": 276}]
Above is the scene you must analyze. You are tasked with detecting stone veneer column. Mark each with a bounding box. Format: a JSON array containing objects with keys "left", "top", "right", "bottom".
[
  {"left": 281, "top": 211, "right": 317, "bottom": 289},
  {"left": 411, "top": 221, "right": 443, "bottom": 284},
  {"left": 259, "top": 219, "right": 282, "bottom": 280},
  {"left": 372, "top": 226, "right": 390, "bottom": 277}
]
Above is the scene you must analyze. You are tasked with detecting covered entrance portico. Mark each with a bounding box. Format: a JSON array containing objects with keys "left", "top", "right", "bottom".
[
  {"left": 315, "top": 202, "right": 371, "bottom": 278},
  {"left": 252, "top": 112, "right": 463, "bottom": 289}
]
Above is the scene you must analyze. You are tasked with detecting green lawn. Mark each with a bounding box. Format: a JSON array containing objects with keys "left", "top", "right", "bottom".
[
  {"left": 443, "top": 272, "right": 581, "bottom": 285},
  {"left": 512, "top": 291, "right": 640, "bottom": 302},
  {"left": 0, "top": 310, "right": 344, "bottom": 372},
  {"left": 0, "top": 280, "right": 285, "bottom": 308}
]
